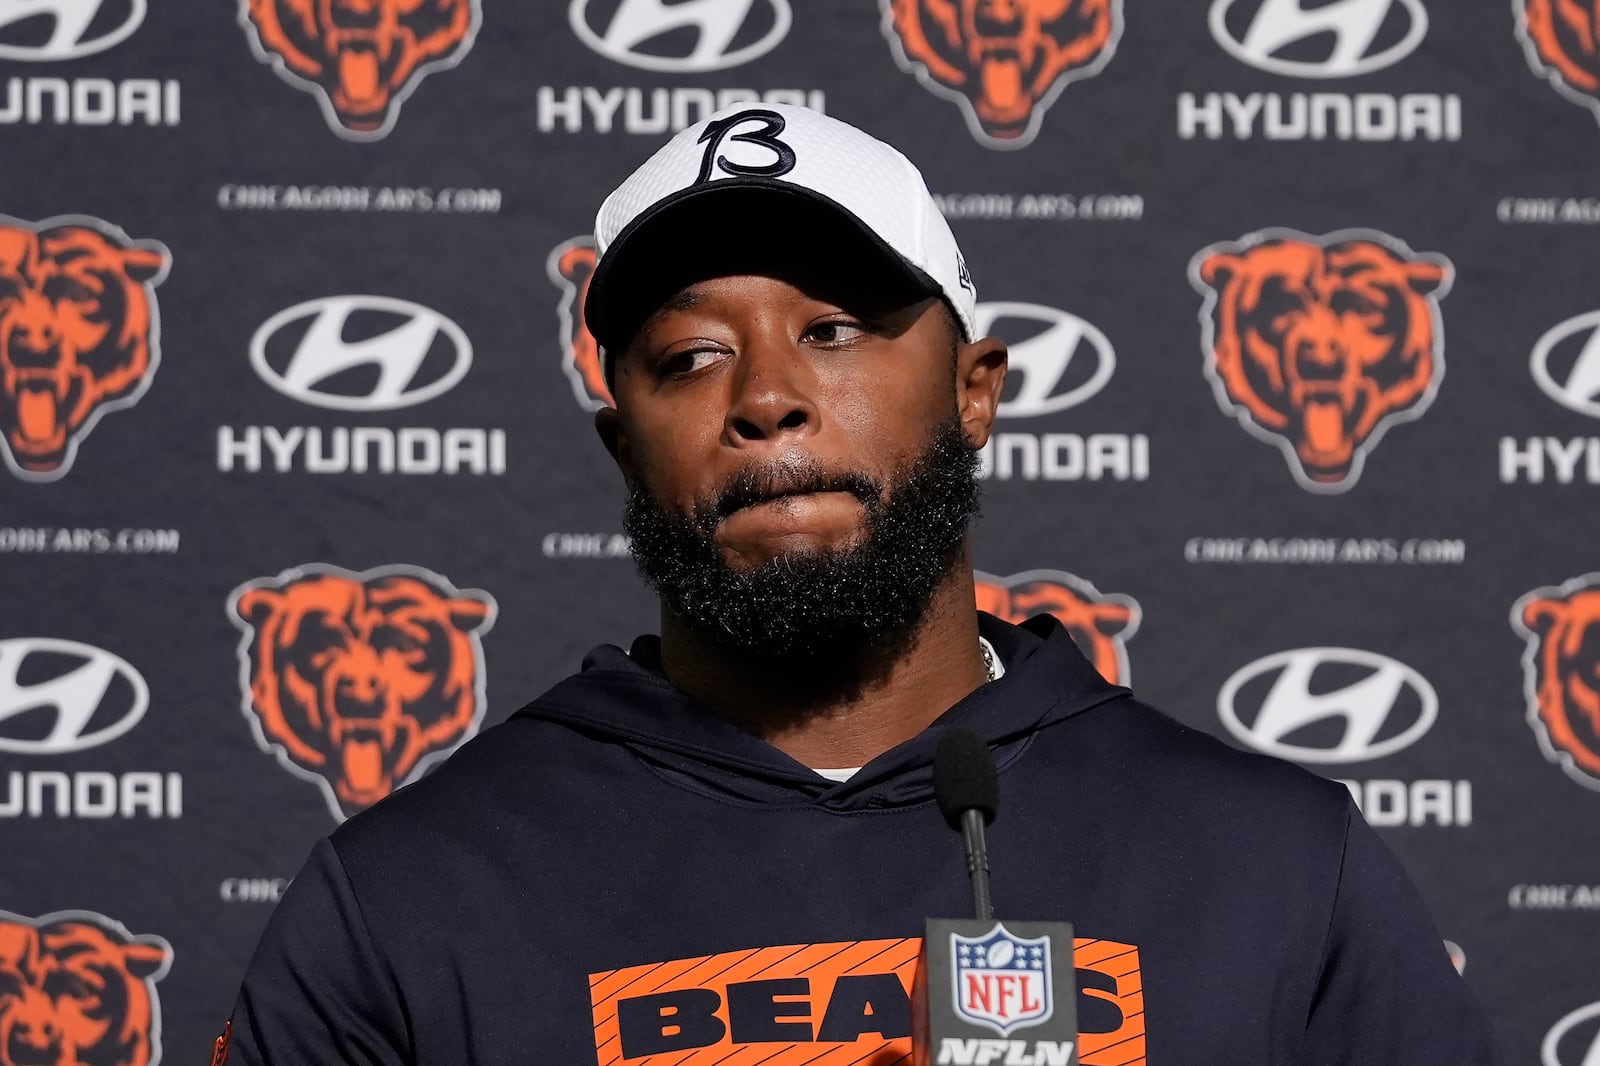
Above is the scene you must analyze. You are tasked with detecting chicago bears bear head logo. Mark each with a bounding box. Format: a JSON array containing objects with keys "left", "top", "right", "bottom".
[
  {"left": 1513, "top": 574, "right": 1600, "bottom": 791},
  {"left": 228, "top": 563, "right": 496, "bottom": 820},
  {"left": 1518, "top": 0, "right": 1600, "bottom": 124},
  {"left": 0, "top": 909, "right": 171, "bottom": 1066},
  {"left": 881, "top": 0, "right": 1122, "bottom": 148},
  {"left": 547, "top": 237, "right": 613, "bottom": 411},
  {"left": 0, "top": 216, "right": 169, "bottom": 483},
  {"left": 239, "top": 0, "right": 481, "bottom": 140},
  {"left": 1191, "top": 229, "right": 1452, "bottom": 493},
  {"left": 975, "top": 568, "right": 1139, "bottom": 684}
]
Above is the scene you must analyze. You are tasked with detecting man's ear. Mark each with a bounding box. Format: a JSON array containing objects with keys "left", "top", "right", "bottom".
[
  {"left": 593, "top": 405, "right": 635, "bottom": 489},
  {"left": 956, "top": 335, "right": 1008, "bottom": 449}
]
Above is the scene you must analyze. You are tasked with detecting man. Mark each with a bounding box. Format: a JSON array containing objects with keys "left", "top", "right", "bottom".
[{"left": 222, "top": 104, "right": 1495, "bottom": 1064}]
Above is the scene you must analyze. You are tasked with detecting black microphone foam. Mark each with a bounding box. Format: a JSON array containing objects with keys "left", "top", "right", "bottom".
[{"left": 933, "top": 727, "right": 999, "bottom": 829}]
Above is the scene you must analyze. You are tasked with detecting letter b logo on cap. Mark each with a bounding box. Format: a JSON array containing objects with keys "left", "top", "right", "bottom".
[{"left": 695, "top": 109, "right": 798, "bottom": 183}]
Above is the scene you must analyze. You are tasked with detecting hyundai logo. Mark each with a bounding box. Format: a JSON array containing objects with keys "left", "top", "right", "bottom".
[
  {"left": 1531, "top": 310, "right": 1600, "bottom": 419},
  {"left": 569, "top": 0, "right": 791, "bottom": 73},
  {"left": 978, "top": 302, "right": 1116, "bottom": 419},
  {"left": 0, "top": 0, "right": 146, "bottom": 62},
  {"left": 250, "top": 296, "right": 473, "bottom": 412},
  {"left": 1209, "top": 0, "right": 1427, "bottom": 79},
  {"left": 1218, "top": 646, "right": 1437, "bottom": 763},
  {"left": 1544, "top": 1001, "right": 1600, "bottom": 1066},
  {"left": 0, "top": 638, "right": 149, "bottom": 755}
]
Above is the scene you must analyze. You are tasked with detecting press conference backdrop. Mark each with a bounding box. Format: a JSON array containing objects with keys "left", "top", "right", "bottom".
[{"left": 2, "top": 0, "right": 1597, "bottom": 1061}]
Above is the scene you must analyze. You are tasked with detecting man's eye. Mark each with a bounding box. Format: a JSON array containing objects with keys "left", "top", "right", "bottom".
[
  {"left": 659, "top": 349, "right": 722, "bottom": 376},
  {"left": 803, "top": 320, "right": 868, "bottom": 346}
]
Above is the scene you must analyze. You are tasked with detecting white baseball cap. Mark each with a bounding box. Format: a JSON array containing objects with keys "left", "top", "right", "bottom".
[{"left": 584, "top": 102, "right": 977, "bottom": 366}]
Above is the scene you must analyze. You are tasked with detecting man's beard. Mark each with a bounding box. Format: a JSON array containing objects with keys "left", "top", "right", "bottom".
[{"left": 624, "top": 414, "right": 981, "bottom": 663}]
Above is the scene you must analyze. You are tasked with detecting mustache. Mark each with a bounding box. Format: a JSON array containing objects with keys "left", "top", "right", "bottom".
[{"left": 706, "top": 461, "right": 882, "bottom": 521}]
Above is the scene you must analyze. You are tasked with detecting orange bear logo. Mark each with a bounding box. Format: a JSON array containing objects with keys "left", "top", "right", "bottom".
[
  {"left": 1514, "top": 575, "right": 1600, "bottom": 791},
  {"left": 547, "top": 237, "right": 613, "bottom": 411},
  {"left": 975, "top": 569, "right": 1139, "bottom": 685},
  {"left": 229, "top": 564, "right": 497, "bottom": 820},
  {"left": 882, "top": 0, "right": 1122, "bottom": 148},
  {"left": 239, "top": 0, "right": 481, "bottom": 139},
  {"left": 1191, "top": 230, "right": 1452, "bottom": 493},
  {"left": 1518, "top": 0, "right": 1600, "bottom": 124},
  {"left": 0, "top": 216, "right": 169, "bottom": 482},
  {"left": 0, "top": 910, "right": 171, "bottom": 1066}
]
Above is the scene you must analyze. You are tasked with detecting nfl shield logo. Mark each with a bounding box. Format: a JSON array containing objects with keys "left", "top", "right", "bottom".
[{"left": 951, "top": 923, "right": 1054, "bottom": 1036}]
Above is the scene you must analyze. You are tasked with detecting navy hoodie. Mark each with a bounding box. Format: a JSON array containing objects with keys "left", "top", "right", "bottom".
[{"left": 225, "top": 614, "right": 1496, "bottom": 1064}]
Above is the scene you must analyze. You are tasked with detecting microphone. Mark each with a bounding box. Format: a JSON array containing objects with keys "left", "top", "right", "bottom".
[
  {"left": 914, "top": 729, "right": 1080, "bottom": 1065},
  {"left": 934, "top": 728, "right": 999, "bottom": 921}
]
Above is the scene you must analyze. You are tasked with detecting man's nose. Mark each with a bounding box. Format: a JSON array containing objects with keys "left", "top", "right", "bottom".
[{"left": 723, "top": 337, "right": 818, "bottom": 446}]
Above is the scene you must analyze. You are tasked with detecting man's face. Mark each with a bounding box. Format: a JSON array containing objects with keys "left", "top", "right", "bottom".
[{"left": 600, "top": 273, "right": 998, "bottom": 658}]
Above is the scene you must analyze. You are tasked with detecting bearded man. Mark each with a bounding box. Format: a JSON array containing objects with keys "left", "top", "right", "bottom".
[{"left": 220, "top": 104, "right": 1496, "bottom": 1065}]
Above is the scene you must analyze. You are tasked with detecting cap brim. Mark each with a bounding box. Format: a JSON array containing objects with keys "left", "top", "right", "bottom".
[{"left": 585, "top": 179, "right": 942, "bottom": 356}]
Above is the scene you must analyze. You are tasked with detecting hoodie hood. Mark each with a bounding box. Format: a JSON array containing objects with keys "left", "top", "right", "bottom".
[{"left": 514, "top": 612, "right": 1126, "bottom": 812}]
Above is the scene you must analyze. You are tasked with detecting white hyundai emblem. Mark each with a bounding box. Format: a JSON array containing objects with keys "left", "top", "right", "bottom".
[
  {"left": 568, "top": 0, "right": 791, "bottom": 73},
  {"left": 1531, "top": 310, "right": 1600, "bottom": 419},
  {"left": 1208, "top": 0, "right": 1427, "bottom": 79},
  {"left": 0, "top": 0, "right": 147, "bottom": 61},
  {"left": 250, "top": 296, "right": 473, "bottom": 412},
  {"left": 1543, "top": 1001, "right": 1600, "bottom": 1066},
  {"left": 978, "top": 302, "right": 1116, "bottom": 419},
  {"left": 0, "top": 638, "right": 149, "bottom": 755},
  {"left": 1218, "top": 647, "right": 1437, "bottom": 763}
]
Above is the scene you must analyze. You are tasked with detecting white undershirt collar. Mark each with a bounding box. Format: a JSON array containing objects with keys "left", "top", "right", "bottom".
[{"left": 813, "top": 636, "right": 1004, "bottom": 783}]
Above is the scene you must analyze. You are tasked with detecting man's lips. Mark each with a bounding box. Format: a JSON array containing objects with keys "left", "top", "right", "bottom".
[
  {"left": 716, "top": 491, "right": 866, "bottom": 549},
  {"left": 721, "top": 490, "right": 862, "bottom": 521},
  {"left": 728, "top": 489, "right": 850, "bottom": 512},
  {"left": 713, "top": 466, "right": 875, "bottom": 517}
]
